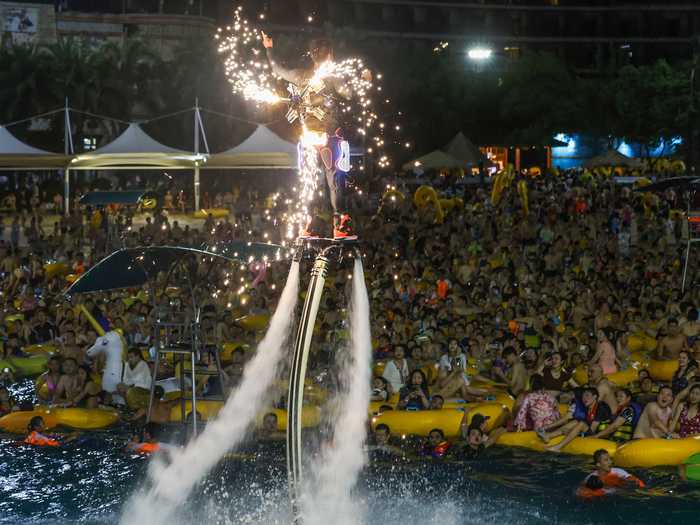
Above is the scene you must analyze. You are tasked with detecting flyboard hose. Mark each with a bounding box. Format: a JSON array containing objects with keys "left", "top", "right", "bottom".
[{"left": 287, "top": 254, "right": 329, "bottom": 522}]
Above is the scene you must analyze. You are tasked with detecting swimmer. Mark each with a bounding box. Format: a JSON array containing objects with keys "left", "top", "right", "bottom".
[
  {"left": 126, "top": 422, "right": 161, "bottom": 455},
  {"left": 586, "top": 449, "right": 645, "bottom": 489},
  {"left": 127, "top": 386, "right": 179, "bottom": 424},
  {"left": 419, "top": 428, "right": 450, "bottom": 458},
  {"left": 256, "top": 412, "right": 285, "bottom": 441},
  {"left": 24, "top": 416, "right": 77, "bottom": 447},
  {"left": 370, "top": 423, "right": 403, "bottom": 455}
]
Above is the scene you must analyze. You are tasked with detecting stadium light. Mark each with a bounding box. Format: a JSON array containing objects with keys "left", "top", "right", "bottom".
[{"left": 467, "top": 47, "right": 493, "bottom": 60}]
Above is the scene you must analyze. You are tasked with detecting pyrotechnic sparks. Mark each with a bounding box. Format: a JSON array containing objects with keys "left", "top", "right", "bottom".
[
  {"left": 216, "top": 6, "right": 283, "bottom": 104},
  {"left": 217, "top": 6, "right": 409, "bottom": 238}
]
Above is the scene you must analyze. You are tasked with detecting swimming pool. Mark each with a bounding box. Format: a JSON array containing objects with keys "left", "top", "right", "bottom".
[{"left": 1, "top": 381, "right": 698, "bottom": 524}]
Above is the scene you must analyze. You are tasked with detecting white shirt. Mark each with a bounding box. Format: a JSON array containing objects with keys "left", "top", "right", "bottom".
[
  {"left": 382, "top": 359, "right": 409, "bottom": 394},
  {"left": 122, "top": 360, "right": 152, "bottom": 390},
  {"left": 438, "top": 353, "right": 470, "bottom": 385}
]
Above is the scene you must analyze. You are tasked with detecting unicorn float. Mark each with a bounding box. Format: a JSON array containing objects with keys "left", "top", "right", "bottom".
[{"left": 86, "top": 331, "right": 125, "bottom": 394}]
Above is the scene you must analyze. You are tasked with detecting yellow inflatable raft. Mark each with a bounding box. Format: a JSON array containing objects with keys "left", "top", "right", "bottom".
[
  {"left": 0, "top": 406, "right": 119, "bottom": 433},
  {"left": 192, "top": 208, "right": 230, "bottom": 219},
  {"left": 23, "top": 344, "right": 57, "bottom": 356},
  {"left": 496, "top": 431, "right": 617, "bottom": 457},
  {"left": 614, "top": 438, "right": 700, "bottom": 468},
  {"left": 0, "top": 355, "right": 49, "bottom": 376},
  {"left": 572, "top": 365, "right": 639, "bottom": 387},
  {"left": 370, "top": 403, "right": 507, "bottom": 438},
  {"left": 169, "top": 400, "right": 224, "bottom": 422},
  {"left": 647, "top": 360, "right": 678, "bottom": 382}
]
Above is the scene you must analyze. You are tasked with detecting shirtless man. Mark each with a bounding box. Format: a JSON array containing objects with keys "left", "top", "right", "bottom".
[
  {"left": 588, "top": 364, "right": 619, "bottom": 413},
  {"left": 681, "top": 308, "right": 700, "bottom": 346},
  {"left": 657, "top": 318, "right": 687, "bottom": 360},
  {"left": 52, "top": 358, "right": 82, "bottom": 406},
  {"left": 633, "top": 386, "right": 676, "bottom": 439},
  {"left": 493, "top": 346, "right": 528, "bottom": 397},
  {"left": 128, "top": 386, "right": 178, "bottom": 424}
]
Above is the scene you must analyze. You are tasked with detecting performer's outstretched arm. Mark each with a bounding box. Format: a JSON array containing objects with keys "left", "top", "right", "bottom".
[{"left": 262, "top": 31, "right": 305, "bottom": 85}]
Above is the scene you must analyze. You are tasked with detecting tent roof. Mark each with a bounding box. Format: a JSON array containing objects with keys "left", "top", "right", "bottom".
[
  {"left": 93, "top": 123, "right": 186, "bottom": 155},
  {"left": 402, "top": 150, "right": 464, "bottom": 171},
  {"left": 584, "top": 149, "right": 642, "bottom": 168},
  {"left": 0, "top": 154, "right": 72, "bottom": 170},
  {"left": 0, "top": 126, "right": 53, "bottom": 155},
  {"left": 444, "top": 132, "right": 489, "bottom": 166},
  {"left": 207, "top": 125, "right": 297, "bottom": 169},
  {"left": 69, "top": 152, "right": 207, "bottom": 170}
]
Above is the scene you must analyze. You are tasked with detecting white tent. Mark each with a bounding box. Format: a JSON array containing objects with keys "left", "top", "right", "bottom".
[
  {"left": 0, "top": 126, "right": 54, "bottom": 155},
  {"left": 444, "top": 132, "right": 492, "bottom": 167},
  {"left": 93, "top": 123, "right": 187, "bottom": 154},
  {"left": 584, "top": 149, "right": 642, "bottom": 168},
  {"left": 402, "top": 150, "right": 464, "bottom": 171},
  {"left": 208, "top": 125, "right": 297, "bottom": 169}
]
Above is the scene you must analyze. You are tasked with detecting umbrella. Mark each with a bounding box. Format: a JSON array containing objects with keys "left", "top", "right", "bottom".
[{"left": 66, "top": 243, "right": 285, "bottom": 295}]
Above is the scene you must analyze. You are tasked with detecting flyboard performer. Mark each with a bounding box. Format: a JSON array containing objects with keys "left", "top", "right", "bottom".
[
  {"left": 258, "top": 30, "right": 373, "bottom": 521},
  {"left": 261, "top": 31, "right": 371, "bottom": 241}
]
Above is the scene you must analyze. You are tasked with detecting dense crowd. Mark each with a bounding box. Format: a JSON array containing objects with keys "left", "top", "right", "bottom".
[{"left": 1, "top": 167, "right": 700, "bottom": 473}]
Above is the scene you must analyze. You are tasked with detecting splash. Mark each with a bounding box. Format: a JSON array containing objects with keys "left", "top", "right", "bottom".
[
  {"left": 303, "top": 258, "right": 372, "bottom": 524},
  {"left": 120, "top": 261, "right": 300, "bottom": 525}
]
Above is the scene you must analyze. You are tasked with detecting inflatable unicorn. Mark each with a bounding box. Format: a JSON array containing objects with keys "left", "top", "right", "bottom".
[{"left": 87, "top": 331, "right": 124, "bottom": 393}]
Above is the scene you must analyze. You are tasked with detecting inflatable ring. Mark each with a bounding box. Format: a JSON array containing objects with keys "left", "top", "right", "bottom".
[
  {"left": 44, "top": 262, "right": 69, "bottom": 279},
  {"left": 573, "top": 365, "right": 639, "bottom": 387},
  {"left": 413, "top": 185, "right": 444, "bottom": 223},
  {"left": 52, "top": 407, "right": 119, "bottom": 430},
  {"left": 0, "top": 408, "right": 58, "bottom": 434},
  {"left": 628, "top": 334, "right": 657, "bottom": 352},
  {"left": 372, "top": 361, "right": 386, "bottom": 378},
  {"left": 192, "top": 208, "right": 230, "bottom": 219},
  {"left": 169, "top": 399, "right": 224, "bottom": 422},
  {"left": 235, "top": 314, "right": 270, "bottom": 331},
  {"left": 647, "top": 360, "right": 679, "bottom": 382},
  {"left": 0, "top": 355, "right": 49, "bottom": 377},
  {"left": 23, "top": 344, "right": 57, "bottom": 356},
  {"left": 382, "top": 189, "right": 405, "bottom": 204},
  {"left": 684, "top": 452, "right": 700, "bottom": 481},
  {"left": 370, "top": 403, "right": 508, "bottom": 439},
  {"left": 615, "top": 438, "right": 700, "bottom": 468},
  {"left": 496, "top": 431, "right": 617, "bottom": 457}
]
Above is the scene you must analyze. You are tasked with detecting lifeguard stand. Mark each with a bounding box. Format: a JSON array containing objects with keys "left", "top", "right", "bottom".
[{"left": 148, "top": 308, "right": 227, "bottom": 437}]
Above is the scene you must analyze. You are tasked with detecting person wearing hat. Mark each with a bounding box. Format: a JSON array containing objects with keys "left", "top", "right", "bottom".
[{"left": 460, "top": 411, "right": 507, "bottom": 449}]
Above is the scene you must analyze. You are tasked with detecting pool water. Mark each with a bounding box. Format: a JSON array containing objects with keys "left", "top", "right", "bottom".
[{"left": 1, "top": 381, "right": 699, "bottom": 524}]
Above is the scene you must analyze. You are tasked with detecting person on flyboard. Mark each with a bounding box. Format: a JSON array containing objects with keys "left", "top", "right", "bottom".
[{"left": 262, "top": 31, "right": 370, "bottom": 241}]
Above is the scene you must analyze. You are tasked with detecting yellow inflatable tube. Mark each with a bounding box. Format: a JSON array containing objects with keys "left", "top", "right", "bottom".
[
  {"left": 572, "top": 365, "right": 639, "bottom": 387},
  {"left": 628, "top": 334, "right": 657, "bottom": 352},
  {"left": 52, "top": 408, "right": 119, "bottom": 430},
  {"left": 236, "top": 314, "right": 270, "bottom": 331},
  {"left": 615, "top": 438, "right": 700, "bottom": 468},
  {"left": 169, "top": 400, "right": 224, "bottom": 422},
  {"left": 496, "top": 431, "right": 617, "bottom": 457},
  {"left": 370, "top": 403, "right": 507, "bottom": 438},
  {"left": 193, "top": 208, "right": 230, "bottom": 219},
  {"left": 0, "top": 407, "right": 118, "bottom": 433},
  {"left": 647, "top": 360, "right": 678, "bottom": 382}
]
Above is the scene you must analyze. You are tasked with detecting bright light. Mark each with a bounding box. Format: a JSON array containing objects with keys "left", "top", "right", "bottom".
[{"left": 468, "top": 47, "right": 493, "bottom": 60}]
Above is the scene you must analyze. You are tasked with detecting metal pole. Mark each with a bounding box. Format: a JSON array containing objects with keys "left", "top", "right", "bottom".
[
  {"left": 287, "top": 254, "right": 328, "bottom": 523},
  {"left": 194, "top": 164, "right": 201, "bottom": 212},
  {"left": 64, "top": 168, "right": 70, "bottom": 217}
]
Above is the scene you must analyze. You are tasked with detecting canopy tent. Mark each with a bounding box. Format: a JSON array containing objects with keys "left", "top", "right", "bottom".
[
  {"left": 402, "top": 150, "right": 464, "bottom": 171},
  {"left": 583, "top": 149, "right": 642, "bottom": 168},
  {"left": 444, "top": 132, "right": 491, "bottom": 167},
  {"left": 0, "top": 125, "right": 70, "bottom": 170},
  {"left": 92, "top": 123, "right": 185, "bottom": 154},
  {"left": 207, "top": 125, "right": 297, "bottom": 169}
]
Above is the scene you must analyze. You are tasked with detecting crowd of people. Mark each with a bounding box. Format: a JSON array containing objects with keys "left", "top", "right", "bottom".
[{"left": 1, "top": 166, "right": 699, "bottom": 489}]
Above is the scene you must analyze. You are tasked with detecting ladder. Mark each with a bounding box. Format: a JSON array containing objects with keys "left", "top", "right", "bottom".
[{"left": 146, "top": 309, "right": 227, "bottom": 437}]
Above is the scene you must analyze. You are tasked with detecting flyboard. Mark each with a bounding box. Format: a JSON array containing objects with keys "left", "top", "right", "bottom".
[{"left": 287, "top": 236, "right": 359, "bottom": 523}]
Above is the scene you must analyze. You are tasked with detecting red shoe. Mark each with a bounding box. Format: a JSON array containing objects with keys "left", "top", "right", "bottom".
[
  {"left": 299, "top": 217, "right": 322, "bottom": 239},
  {"left": 333, "top": 214, "right": 357, "bottom": 241}
]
